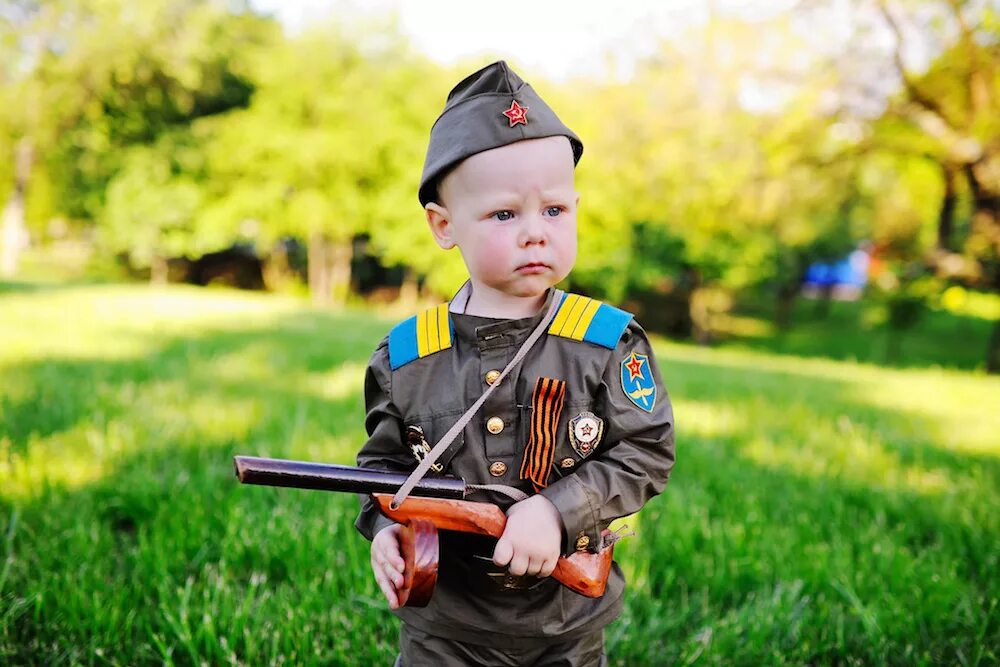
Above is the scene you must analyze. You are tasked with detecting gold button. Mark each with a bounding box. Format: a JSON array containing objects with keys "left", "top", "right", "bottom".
[
  {"left": 575, "top": 535, "right": 591, "bottom": 551},
  {"left": 560, "top": 457, "right": 576, "bottom": 469},
  {"left": 486, "top": 417, "right": 505, "bottom": 434},
  {"left": 489, "top": 461, "right": 507, "bottom": 476},
  {"left": 484, "top": 369, "right": 501, "bottom": 385}
]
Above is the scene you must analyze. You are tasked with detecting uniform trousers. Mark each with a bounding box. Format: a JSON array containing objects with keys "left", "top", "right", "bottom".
[{"left": 394, "top": 624, "right": 607, "bottom": 667}]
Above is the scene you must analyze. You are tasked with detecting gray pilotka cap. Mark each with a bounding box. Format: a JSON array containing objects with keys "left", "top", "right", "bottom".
[{"left": 418, "top": 60, "right": 584, "bottom": 206}]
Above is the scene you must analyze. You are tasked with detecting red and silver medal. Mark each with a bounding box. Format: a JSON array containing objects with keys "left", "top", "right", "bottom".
[{"left": 568, "top": 411, "right": 604, "bottom": 458}]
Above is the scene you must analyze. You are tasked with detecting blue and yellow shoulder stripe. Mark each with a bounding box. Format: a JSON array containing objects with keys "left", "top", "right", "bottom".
[
  {"left": 389, "top": 303, "right": 453, "bottom": 370},
  {"left": 547, "top": 293, "right": 633, "bottom": 349},
  {"left": 389, "top": 294, "right": 632, "bottom": 370}
]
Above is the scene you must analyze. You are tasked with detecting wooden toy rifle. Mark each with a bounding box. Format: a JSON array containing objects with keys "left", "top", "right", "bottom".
[{"left": 233, "top": 455, "right": 614, "bottom": 607}]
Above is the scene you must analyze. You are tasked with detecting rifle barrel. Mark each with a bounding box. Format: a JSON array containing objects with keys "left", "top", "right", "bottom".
[{"left": 233, "top": 456, "right": 466, "bottom": 499}]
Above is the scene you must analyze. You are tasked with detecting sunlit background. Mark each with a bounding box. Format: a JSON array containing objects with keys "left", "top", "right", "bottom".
[{"left": 1, "top": 1, "right": 998, "bottom": 664}]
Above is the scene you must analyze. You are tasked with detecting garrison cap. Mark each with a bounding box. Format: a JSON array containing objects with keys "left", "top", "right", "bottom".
[{"left": 418, "top": 60, "right": 584, "bottom": 206}]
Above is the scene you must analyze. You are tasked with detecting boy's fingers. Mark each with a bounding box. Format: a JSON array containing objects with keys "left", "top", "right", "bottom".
[
  {"left": 389, "top": 553, "right": 405, "bottom": 572},
  {"left": 374, "top": 569, "right": 400, "bottom": 609},
  {"left": 540, "top": 558, "right": 557, "bottom": 578},
  {"left": 527, "top": 555, "right": 550, "bottom": 577},
  {"left": 492, "top": 539, "right": 514, "bottom": 567},
  {"left": 508, "top": 553, "right": 529, "bottom": 576},
  {"left": 376, "top": 558, "right": 404, "bottom": 588}
]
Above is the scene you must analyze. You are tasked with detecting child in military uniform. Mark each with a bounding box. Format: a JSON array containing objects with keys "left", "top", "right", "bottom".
[{"left": 355, "top": 61, "right": 675, "bottom": 666}]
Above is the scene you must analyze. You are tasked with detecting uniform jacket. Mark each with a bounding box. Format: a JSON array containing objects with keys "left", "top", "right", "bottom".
[{"left": 355, "top": 287, "right": 675, "bottom": 647}]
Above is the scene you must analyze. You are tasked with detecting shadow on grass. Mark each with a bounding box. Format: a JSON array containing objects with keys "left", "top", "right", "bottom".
[
  {"left": 0, "top": 308, "right": 997, "bottom": 664},
  {"left": 717, "top": 297, "right": 996, "bottom": 373},
  {"left": 0, "top": 280, "right": 67, "bottom": 296}
]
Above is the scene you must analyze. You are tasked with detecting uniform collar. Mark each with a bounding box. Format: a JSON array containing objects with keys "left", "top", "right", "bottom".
[{"left": 447, "top": 282, "right": 559, "bottom": 345}]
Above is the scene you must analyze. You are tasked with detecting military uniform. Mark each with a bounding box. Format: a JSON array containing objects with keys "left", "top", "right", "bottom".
[
  {"left": 356, "top": 286, "right": 675, "bottom": 661},
  {"left": 354, "top": 59, "right": 676, "bottom": 666}
]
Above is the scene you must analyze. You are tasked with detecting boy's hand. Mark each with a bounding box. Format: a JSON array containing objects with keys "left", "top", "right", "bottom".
[
  {"left": 493, "top": 494, "right": 562, "bottom": 578},
  {"left": 370, "top": 523, "right": 405, "bottom": 609}
]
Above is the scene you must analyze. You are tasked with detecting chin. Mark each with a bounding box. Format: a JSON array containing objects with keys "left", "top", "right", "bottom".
[{"left": 506, "top": 281, "right": 555, "bottom": 298}]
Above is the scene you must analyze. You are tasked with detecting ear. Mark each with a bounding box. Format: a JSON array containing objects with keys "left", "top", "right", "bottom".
[{"left": 425, "top": 203, "right": 456, "bottom": 250}]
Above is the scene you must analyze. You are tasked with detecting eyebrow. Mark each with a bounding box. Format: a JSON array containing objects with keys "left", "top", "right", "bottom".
[
  {"left": 540, "top": 189, "right": 575, "bottom": 202},
  {"left": 479, "top": 193, "right": 522, "bottom": 210}
]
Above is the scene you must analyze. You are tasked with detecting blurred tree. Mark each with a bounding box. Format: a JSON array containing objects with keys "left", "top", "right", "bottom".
[
  {"left": 874, "top": 0, "right": 1000, "bottom": 370},
  {"left": 0, "top": 0, "right": 275, "bottom": 277},
  {"left": 784, "top": 0, "right": 999, "bottom": 369},
  {"left": 199, "top": 20, "right": 445, "bottom": 305},
  {"left": 102, "top": 132, "right": 206, "bottom": 283},
  {"left": 567, "top": 13, "right": 862, "bottom": 340}
]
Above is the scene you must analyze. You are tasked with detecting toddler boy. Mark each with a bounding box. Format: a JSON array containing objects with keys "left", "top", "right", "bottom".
[{"left": 355, "top": 60, "right": 675, "bottom": 666}]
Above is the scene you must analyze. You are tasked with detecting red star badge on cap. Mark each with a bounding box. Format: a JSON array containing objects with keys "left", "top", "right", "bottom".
[{"left": 502, "top": 99, "right": 529, "bottom": 127}]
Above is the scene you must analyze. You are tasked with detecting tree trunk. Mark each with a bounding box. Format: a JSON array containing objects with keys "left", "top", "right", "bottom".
[
  {"left": 965, "top": 163, "right": 1000, "bottom": 373},
  {"left": 937, "top": 162, "right": 958, "bottom": 252},
  {"left": 774, "top": 283, "right": 799, "bottom": 331},
  {"left": 690, "top": 286, "right": 731, "bottom": 346},
  {"left": 399, "top": 267, "right": 419, "bottom": 309},
  {"left": 986, "top": 318, "right": 1000, "bottom": 375},
  {"left": 885, "top": 329, "right": 902, "bottom": 365},
  {"left": 262, "top": 242, "right": 289, "bottom": 292},
  {"left": 308, "top": 231, "right": 331, "bottom": 305},
  {"left": 150, "top": 255, "right": 168, "bottom": 285},
  {"left": 308, "top": 231, "right": 351, "bottom": 307},
  {"left": 328, "top": 241, "right": 351, "bottom": 307},
  {"left": 0, "top": 138, "right": 33, "bottom": 278}
]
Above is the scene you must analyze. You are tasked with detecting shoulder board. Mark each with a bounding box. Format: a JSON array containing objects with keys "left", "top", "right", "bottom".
[
  {"left": 547, "top": 293, "right": 633, "bottom": 349},
  {"left": 388, "top": 303, "right": 454, "bottom": 370}
]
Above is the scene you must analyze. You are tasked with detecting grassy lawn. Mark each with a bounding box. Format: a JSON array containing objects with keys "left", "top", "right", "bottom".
[{"left": 1, "top": 282, "right": 997, "bottom": 665}]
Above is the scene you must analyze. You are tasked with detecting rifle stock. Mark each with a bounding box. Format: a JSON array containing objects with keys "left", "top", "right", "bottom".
[{"left": 372, "top": 493, "right": 612, "bottom": 598}]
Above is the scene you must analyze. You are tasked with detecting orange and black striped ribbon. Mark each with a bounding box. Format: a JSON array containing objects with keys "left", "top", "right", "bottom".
[{"left": 519, "top": 377, "right": 567, "bottom": 492}]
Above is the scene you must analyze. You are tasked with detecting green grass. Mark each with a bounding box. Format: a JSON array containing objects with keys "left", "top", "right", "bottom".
[{"left": 1, "top": 282, "right": 998, "bottom": 665}]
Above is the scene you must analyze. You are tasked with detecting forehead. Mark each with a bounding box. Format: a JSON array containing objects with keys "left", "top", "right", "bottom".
[{"left": 443, "top": 136, "right": 575, "bottom": 199}]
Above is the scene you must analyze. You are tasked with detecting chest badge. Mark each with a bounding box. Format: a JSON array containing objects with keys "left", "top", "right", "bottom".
[
  {"left": 569, "top": 411, "right": 604, "bottom": 458},
  {"left": 406, "top": 425, "right": 443, "bottom": 473},
  {"left": 621, "top": 351, "right": 656, "bottom": 412}
]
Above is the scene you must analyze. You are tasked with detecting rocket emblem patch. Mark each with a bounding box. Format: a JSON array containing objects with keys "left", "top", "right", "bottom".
[
  {"left": 621, "top": 351, "right": 656, "bottom": 412},
  {"left": 568, "top": 411, "right": 604, "bottom": 458}
]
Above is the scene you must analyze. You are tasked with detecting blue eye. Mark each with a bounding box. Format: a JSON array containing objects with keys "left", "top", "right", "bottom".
[
  {"left": 492, "top": 210, "right": 514, "bottom": 221},
  {"left": 545, "top": 206, "right": 563, "bottom": 217}
]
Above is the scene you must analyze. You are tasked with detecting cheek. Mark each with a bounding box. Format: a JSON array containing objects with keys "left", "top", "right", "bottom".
[
  {"left": 557, "top": 220, "right": 578, "bottom": 258},
  {"left": 469, "top": 231, "right": 515, "bottom": 271}
]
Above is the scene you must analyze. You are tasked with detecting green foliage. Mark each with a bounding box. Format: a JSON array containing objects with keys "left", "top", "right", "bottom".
[
  {"left": 1, "top": 1, "right": 998, "bottom": 365},
  {"left": 1, "top": 284, "right": 997, "bottom": 664},
  {"left": 195, "top": 20, "right": 467, "bottom": 291},
  {"left": 101, "top": 139, "right": 205, "bottom": 267},
  {"left": 0, "top": 0, "right": 275, "bottom": 223}
]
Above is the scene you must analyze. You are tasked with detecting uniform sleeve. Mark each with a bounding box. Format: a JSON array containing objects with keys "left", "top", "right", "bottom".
[
  {"left": 539, "top": 320, "right": 675, "bottom": 553},
  {"left": 354, "top": 339, "right": 414, "bottom": 541}
]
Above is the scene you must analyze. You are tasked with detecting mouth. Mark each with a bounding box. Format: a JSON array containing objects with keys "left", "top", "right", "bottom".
[{"left": 516, "top": 262, "right": 550, "bottom": 274}]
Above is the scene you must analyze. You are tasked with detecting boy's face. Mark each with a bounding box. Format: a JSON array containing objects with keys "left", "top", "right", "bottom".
[{"left": 426, "top": 136, "right": 578, "bottom": 304}]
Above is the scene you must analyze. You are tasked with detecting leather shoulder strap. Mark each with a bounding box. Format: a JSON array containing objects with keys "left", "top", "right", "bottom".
[{"left": 390, "top": 290, "right": 564, "bottom": 510}]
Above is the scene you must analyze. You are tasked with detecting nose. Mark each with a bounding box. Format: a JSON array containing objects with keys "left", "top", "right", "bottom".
[{"left": 518, "top": 213, "right": 546, "bottom": 247}]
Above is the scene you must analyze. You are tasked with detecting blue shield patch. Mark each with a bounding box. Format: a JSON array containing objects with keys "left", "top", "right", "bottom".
[{"left": 620, "top": 351, "right": 656, "bottom": 412}]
